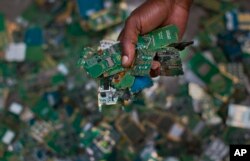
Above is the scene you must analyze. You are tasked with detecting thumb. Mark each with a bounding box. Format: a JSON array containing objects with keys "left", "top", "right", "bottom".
[{"left": 118, "top": 17, "right": 141, "bottom": 67}]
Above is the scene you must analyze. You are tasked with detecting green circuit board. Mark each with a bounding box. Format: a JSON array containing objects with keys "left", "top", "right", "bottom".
[
  {"left": 138, "top": 24, "right": 179, "bottom": 51},
  {"left": 130, "top": 48, "right": 155, "bottom": 76},
  {"left": 79, "top": 43, "right": 124, "bottom": 78},
  {"left": 86, "top": 3, "right": 127, "bottom": 31},
  {"left": 188, "top": 53, "right": 234, "bottom": 101},
  {"left": 155, "top": 47, "right": 184, "bottom": 76}
]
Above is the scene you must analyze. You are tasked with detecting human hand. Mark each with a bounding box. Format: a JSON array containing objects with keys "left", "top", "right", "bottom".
[{"left": 118, "top": 0, "right": 192, "bottom": 76}]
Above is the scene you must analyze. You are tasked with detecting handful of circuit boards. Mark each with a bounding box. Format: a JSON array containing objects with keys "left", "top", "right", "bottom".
[{"left": 78, "top": 25, "right": 192, "bottom": 109}]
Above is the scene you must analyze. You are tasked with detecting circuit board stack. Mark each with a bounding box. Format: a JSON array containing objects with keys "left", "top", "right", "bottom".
[{"left": 78, "top": 25, "right": 193, "bottom": 109}]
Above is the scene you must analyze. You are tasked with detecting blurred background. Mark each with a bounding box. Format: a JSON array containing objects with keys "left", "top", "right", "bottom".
[{"left": 0, "top": 0, "right": 250, "bottom": 161}]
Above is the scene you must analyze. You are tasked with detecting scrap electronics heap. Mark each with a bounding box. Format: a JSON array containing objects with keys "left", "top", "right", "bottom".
[{"left": 0, "top": 0, "right": 250, "bottom": 161}]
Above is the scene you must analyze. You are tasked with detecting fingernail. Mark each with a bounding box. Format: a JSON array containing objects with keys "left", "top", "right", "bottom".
[{"left": 122, "top": 56, "right": 129, "bottom": 66}]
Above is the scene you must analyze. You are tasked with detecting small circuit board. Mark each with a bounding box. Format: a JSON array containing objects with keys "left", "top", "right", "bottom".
[
  {"left": 78, "top": 25, "right": 193, "bottom": 109},
  {"left": 79, "top": 42, "right": 123, "bottom": 78},
  {"left": 154, "top": 47, "right": 184, "bottom": 76},
  {"left": 79, "top": 1, "right": 128, "bottom": 31},
  {"left": 187, "top": 53, "right": 234, "bottom": 101},
  {"left": 86, "top": 4, "right": 127, "bottom": 31}
]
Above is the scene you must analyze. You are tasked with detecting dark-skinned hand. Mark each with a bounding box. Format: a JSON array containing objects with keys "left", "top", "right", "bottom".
[{"left": 118, "top": 0, "right": 192, "bottom": 77}]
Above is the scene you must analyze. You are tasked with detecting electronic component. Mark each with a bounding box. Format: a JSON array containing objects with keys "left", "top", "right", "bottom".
[
  {"left": 76, "top": 0, "right": 104, "bottom": 19},
  {"left": 188, "top": 53, "right": 234, "bottom": 102},
  {"left": 225, "top": 10, "right": 250, "bottom": 31},
  {"left": 189, "top": 83, "right": 222, "bottom": 125},
  {"left": 238, "top": 12, "right": 250, "bottom": 31},
  {"left": 78, "top": 0, "right": 128, "bottom": 31},
  {"left": 130, "top": 48, "right": 155, "bottom": 76},
  {"left": 45, "top": 125, "right": 79, "bottom": 156},
  {"left": 25, "top": 46, "right": 44, "bottom": 62},
  {"left": 25, "top": 27, "right": 44, "bottom": 46},
  {"left": 203, "top": 138, "right": 229, "bottom": 161},
  {"left": 138, "top": 24, "right": 179, "bottom": 51},
  {"left": 217, "top": 31, "right": 243, "bottom": 61},
  {"left": 226, "top": 104, "right": 250, "bottom": 129},
  {"left": 30, "top": 120, "right": 53, "bottom": 143},
  {"left": 79, "top": 123, "right": 119, "bottom": 160},
  {"left": 32, "top": 99, "right": 58, "bottom": 121},
  {"left": 86, "top": 4, "right": 127, "bottom": 31},
  {"left": 154, "top": 47, "right": 184, "bottom": 76},
  {"left": 112, "top": 72, "right": 135, "bottom": 89},
  {"left": 115, "top": 114, "right": 145, "bottom": 147},
  {"left": 131, "top": 76, "right": 153, "bottom": 94},
  {"left": 140, "top": 146, "right": 163, "bottom": 161},
  {"left": 5, "top": 43, "right": 26, "bottom": 62},
  {"left": 98, "top": 77, "right": 119, "bottom": 108},
  {"left": 0, "top": 127, "right": 15, "bottom": 145},
  {"left": 203, "top": 14, "right": 226, "bottom": 35}
]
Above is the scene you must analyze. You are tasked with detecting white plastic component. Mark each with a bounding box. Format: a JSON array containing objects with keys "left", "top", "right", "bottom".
[
  {"left": 99, "top": 40, "right": 119, "bottom": 50},
  {"left": 1, "top": 130, "right": 15, "bottom": 145},
  {"left": 57, "top": 63, "right": 69, "bottom": 75},
  {"left": 227, "top": 104, "right": 250, "bottom": 129},
  {"left": 5, "top": 42, "right": 26, "bottom": 62},
  {"left": 9, "top": 102, "right": 23, "bottom": 115},
  {"left": 167, "top": 123, "right": 184, "bottom": 141}
]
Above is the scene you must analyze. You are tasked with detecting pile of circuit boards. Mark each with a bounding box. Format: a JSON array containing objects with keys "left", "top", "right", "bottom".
[
  {"left": 1, "top": 0, "right": 250, "bottom": 160},
  {"left": 78, "top": 25, "right": 193, "bottom": 108}
]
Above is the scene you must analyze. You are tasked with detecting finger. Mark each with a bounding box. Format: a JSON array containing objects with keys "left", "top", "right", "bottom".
[
  {"left": 119, "top": 16, "right": 140, "bottom": 67},
  {"left": 131, "top": 0, "right": 173, "bottom": 35},
  {"left": 150, "top": 68, "right": 160, "bottom": 77},
  {"left": 118, "top": 0, "right": 173, "bottom": 67},
  {"left": 117, "top": 29, "right": 124, "bottom": 41},
  {"left": 151, "top": 61, "right": 161, "bottom": 70},
  {"left": 150, "top": 61, "right": 161, "bottom": 77}
]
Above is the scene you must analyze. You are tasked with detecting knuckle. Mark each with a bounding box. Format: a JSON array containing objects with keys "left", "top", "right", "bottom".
[
  {"left": 126, "top": 13, "right": 141, "bottom": 28},
  {"left": 125, "top": 16, "right": 136, "bottom": 27}
]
